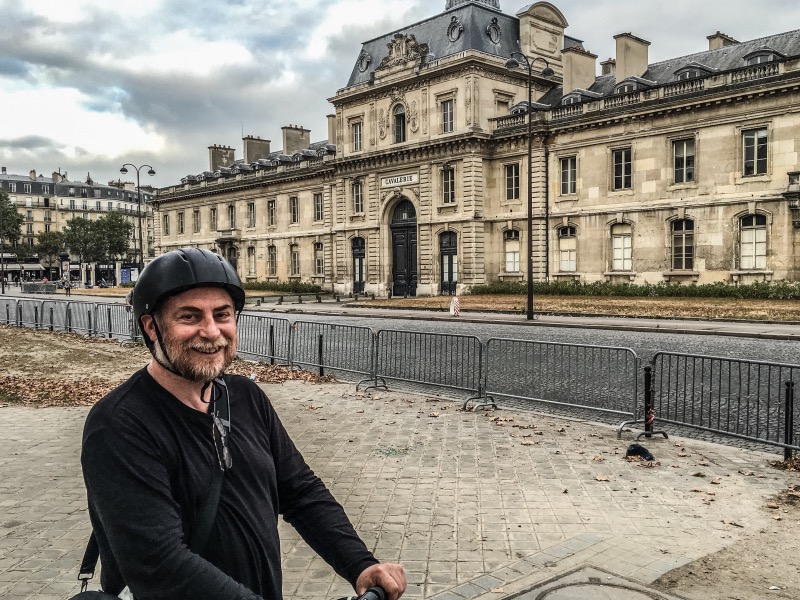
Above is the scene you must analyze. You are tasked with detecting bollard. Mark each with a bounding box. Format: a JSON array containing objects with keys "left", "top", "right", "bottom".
[
  {"left": 785, "top": 381, "right": 795, "bottom": 462},
  {"left": 316, "top": 294, "right": 321, "bottom": 303},
  {"left": 298, "top": 295, "right": 303, "bottom": 304},
  {"left": 277, "top": 296, "right": 283, "bottom": 305},
  {"left": 318, "top": 333, "right": 324, "bottom": 376},
  {"left": 354, "top": 293, "right": 359, "bottom": 301},
  {"left": 371, "top": 293, "right": 375, "bottom": 300},
  {"left": 335, "top": 295, "right": 340, "bottom": 303},
  {"left": 256, "top": 299, "right": 261, "bottom": 307}
]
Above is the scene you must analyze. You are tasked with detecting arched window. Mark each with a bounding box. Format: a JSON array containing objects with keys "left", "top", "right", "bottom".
[
  {"left": 314, "top": 242, "right": 324, "bottom": 276},
  {"left": 672, "top": 220, "right": 695, "bottom": 270},
  {"left": 393, "top": 105, "right": 407, "bottom": 143},
  {"left": 504, "top": 229, "right": 520, "bottom": 273},
  {"left": 611, "top": 223, "right": 632, "bottom": 271},
  {"left": 558, "top": 226, "right": 577, "bottom": 273},
  {"left": 740, "top": 214, "right": 767, "bottom": 270}
]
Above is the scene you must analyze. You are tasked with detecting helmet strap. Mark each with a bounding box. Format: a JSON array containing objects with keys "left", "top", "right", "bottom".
[{"left": 151, "top": 319, "right": 185, "bottom": 378}]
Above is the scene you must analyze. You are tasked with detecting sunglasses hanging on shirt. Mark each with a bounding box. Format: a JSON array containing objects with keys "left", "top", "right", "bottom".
[{"left": 211, "top": 377, "right": 232, "bottom": 471}]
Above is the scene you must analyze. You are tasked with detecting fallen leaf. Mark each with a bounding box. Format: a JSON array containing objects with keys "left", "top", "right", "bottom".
[
  {"left": 766, "top": 503, "right": 780, "bottom": 509},
  {"left": 711, "top": 478, "right": 722, "bottom": 485},
  {"left": 595, "top": 475, "right": 610, "bottom": 482},
  {"left": 429, "top": 412, "right": 440, "bottom": 418},
  {"left": 739, "top": 470, "right": 755, "bottom": 476},
  {"left": 490, "top": 588, "right": 505, "bottom": 594},
  {"left": 592, "top": 455, "right": 605, "bottom": 462}
]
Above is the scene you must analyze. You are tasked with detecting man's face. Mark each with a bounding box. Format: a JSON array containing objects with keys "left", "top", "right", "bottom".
[{"left": 143, "top": 287, "right": 238, "bottom": 382}]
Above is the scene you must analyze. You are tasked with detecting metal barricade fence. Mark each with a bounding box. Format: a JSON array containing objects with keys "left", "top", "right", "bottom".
[
  {"left": 651, "top": 352, "right": 800, "bottom": 451},
  {"left": 0, "top": 297, "right": 18, "bottom": 326},
  {"left": 41, "top": 300, "right": 69, "bottom": 333},
  {"left": 370, "top": 329, "right": 483, "bottom": 396},
  {"left": 66, "top": 301, "right": 96, "bottom": 335},
  {"left": 479, "top": 338, "right": 639, "bottom": 423},
  {"left": 18, "top": 299, "right": 43, "bottom": 329},
  {"left": 94, "top": 302, "right": 138, "bottom": 342},
  {"left": 289, "top": 320, "right": 375, "bottom": 379},
  {"left": 237, "top": 314, "right": 291, "bottom": 365}
]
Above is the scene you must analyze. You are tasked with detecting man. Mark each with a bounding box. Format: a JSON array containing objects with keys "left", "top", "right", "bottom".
[{"left": 81, "top": 248, "right": 406, "bottom": 599}]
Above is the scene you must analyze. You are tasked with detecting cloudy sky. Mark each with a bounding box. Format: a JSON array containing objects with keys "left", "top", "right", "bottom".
[{"left": 1, "top": 0, "right": 799, "bottom": 187}]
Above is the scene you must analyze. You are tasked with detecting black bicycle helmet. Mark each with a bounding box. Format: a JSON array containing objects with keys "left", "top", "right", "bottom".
[{"left": 132, "top": 248, "right": 245, "bottom": 334}]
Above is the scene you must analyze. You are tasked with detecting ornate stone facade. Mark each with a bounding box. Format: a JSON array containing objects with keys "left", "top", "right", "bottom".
[{"left": 155, "top": 1, "right": 800, "bottom": 295}]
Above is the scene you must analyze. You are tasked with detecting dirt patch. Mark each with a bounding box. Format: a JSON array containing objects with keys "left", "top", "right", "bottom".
[{"left": 355, "top": 295, "right": 800, "bottom": 322}]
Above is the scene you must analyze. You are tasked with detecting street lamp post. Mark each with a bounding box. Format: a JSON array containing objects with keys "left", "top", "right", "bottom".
[
  {"left": 119, "top": 163, "right": 155, "bottom": 276},
  {"left": 506, "top": 52, "right": 553, "bottom": 321}
]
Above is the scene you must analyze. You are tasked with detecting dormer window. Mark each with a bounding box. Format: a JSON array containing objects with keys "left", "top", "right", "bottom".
[
  {"left": 562, "top": 95, "right": 580, "bottom": 105},
  {"left": 743, "top": 49, "right": 783, "bottom": 66},
  {"left": 677, "top": 70, "right": 700, "bottom": 81},
  {"left": 616, "top": 83, "right": 636, "bottom": 94}
]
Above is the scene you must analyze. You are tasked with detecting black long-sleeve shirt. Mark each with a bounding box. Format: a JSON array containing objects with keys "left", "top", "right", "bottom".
[{"left": 81, "top": 369, "right": 378, "bottom": 599}]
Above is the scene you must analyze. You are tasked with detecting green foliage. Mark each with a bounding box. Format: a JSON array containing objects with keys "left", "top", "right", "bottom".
[
  {"left": 63, "top": 214, "right": 133, "bottom": 263},
  {"left": 243, "top": 281, "right": 322, "bottom": 294},
  {"left": 467, "top": 280, "right": 800, "bottom": 300},
  {"left": 35, "top": 231, "right": 65, "bottom": 269},
  {"left": 0, "top": 190, "right": 25, "bottom": 247}
]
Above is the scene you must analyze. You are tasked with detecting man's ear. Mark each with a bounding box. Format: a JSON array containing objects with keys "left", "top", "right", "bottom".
[{"left": 140, "top": 314, "right": 159, "bottom": 344}]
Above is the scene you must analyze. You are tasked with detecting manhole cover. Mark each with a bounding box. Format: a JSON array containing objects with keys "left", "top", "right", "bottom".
[{"left": 510, "top": 566, "right": 687, "bottom": 600}]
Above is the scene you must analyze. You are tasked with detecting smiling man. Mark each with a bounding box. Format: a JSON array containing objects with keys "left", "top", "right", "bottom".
[{"left": 80, "top": 248, "right": 406, "bottom": 600}]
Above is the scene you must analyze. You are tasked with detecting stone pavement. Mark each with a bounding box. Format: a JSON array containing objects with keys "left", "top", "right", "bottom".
[{"left": 1, "top": 380, "right": 798, "bottom": 599}]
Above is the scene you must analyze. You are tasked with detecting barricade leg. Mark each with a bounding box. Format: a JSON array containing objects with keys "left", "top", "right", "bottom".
[{"left": 636, "top": 365, "right": 668, "bottom": 440}]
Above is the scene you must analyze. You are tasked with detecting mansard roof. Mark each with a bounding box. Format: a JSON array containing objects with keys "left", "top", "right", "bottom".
[
  {"left": 536, "top": 28, "right": 800, "bottom": 108},
  {"left": 345, "top": 2, "right": 583, "bottom": 89}
]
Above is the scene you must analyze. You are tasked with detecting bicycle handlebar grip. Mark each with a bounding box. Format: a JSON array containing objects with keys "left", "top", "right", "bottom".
[{"left": 358, "top": 587, "right": 386, "bottom": 600}]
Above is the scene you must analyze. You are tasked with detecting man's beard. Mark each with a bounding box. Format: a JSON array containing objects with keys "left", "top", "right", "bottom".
[{"left": 156, "top": 330, "right": 237, "bottom": 383}]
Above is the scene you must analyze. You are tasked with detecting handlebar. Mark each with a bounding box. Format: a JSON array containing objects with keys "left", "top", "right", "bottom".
[{"left": 354, "top": 587, "right": 386, "bottom": 600}]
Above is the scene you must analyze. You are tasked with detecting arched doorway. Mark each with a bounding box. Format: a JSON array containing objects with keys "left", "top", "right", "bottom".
[
  {"left": 352, "top": 237, "right": 365, "bottom": 294},
  {"left": 440, "top": 231, "right": 458, "bottom": 295},
  {"left": 390, "top": 200, "right": 417, "bottom": 297}
]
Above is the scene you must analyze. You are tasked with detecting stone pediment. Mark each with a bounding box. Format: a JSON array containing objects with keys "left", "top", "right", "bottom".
[{"left": 377, "top": 33, "right": 430, "bottom": 71}]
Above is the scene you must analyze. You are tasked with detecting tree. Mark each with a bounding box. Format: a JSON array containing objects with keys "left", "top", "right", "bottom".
[
  {"left": 0, "top": 190, "right": 24, "bottom": 252},
  {"left": 34, "top": 230, "right": 65, "bottom": 278},
  {"left": 95, "top": 212, "right": 134, "bottom": 261},
  {"left": 63, "top": 217, "right": 95, "bottom": 266}
]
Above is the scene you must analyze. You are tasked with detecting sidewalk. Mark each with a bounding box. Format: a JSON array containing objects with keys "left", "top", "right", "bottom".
[{"left": 1, "top": 380, "right": 797, "bottom": 599}]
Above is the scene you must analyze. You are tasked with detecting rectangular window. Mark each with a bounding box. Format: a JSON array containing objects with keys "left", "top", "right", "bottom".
[
  {"left": 352, "top": 122, "right": 362, "bottom": 152},
  {"left": 740, "top": 214, "right": 767, "bottom": 269},
  {"left": 289, "top": 197, "right": 299, "bottom": 224},
  {"left": 210, "top": 207, "right": 218, "bottom": 231},
  {"left": 247, "top": 202, "right": 256, "bottom": 228},
  {"left": 290, "top": 246, "right": 300, "bottom": 275},
  {"left": 313, "top": 193, "right": 323, "bottom": 222},
  {"left": 228, "top": 205, "right": 236, "bottom": 229},
  {"left": 441, "top": 99, "right": 454, "bottom": 133},
  {"left": 70, "top": 199, "right": 76, "bottom": 210},
  {"left": 26, "top": 223, "right": 33, "bottom": 234},
  {"left": 505, "top": 164, "right": 520, "bottom": 201},
  {"left": 193, "top": 210, "right": 201, "bottom": 234},
  {"left": 743, "top": 128, "right": 768, "bottom": 176},
  {"left": 673, "top": 139, "right": 696, "bottom": 184},
  {"left": 268, "top": 246, "right": 277, "bottom": 276},
  {"left": 267, "top": 199, "right": 276, "bottom": 226},
  {"left": 9, "top": 183, "right": 16, "bottom": 192},
  {"left": 26, "top": 210, "right": 33, "bottom": 221},
  {"left": 613, "top": 148, "right": 632, "bottom": 190},
  {"left": 94, "top": 189, "right": 101, "bottom": 198},
  {"left": 23, "top": 184, "right": 31, "bottom": 194},
  {"left": 42, "top": 185, "right": 49, "bottom": 194},
  {"left": 108, "top": 201, "right": 113, "bottom": 211},
  {"left": 95, "top": 201, "right": 101, "bottom": 211},
  {"left": 45, "top": 224, "right": 51, "bottom": 233},
  {"left": 247, "top": 247, "right": 256, "bottom": 277},
  {"left": 44, "top": 210, "right": 51, "bottom": 222},
  {"left": 442, "top": 168, "right": 455, "bottom": 204},
  {"left": 558, "top": 227, "right": 577, "bottom": 272},
  {"left": 672, "top": 220, "right": 695, "bottom": 270},
  {"left": 353, "top": 181, "right": 364, "bottom": 214},
  {"left": 560, "top": 157, "right": 577, "bottom": 195},
  {"left": 162, "top": 214, "right": 170, "bottom": 236},
  {"left": 177, "top": 211, "right": 185, "bottom": 235},
  {"left": 314, "top": 243, "right": 324, "bottom": 276},
  {"left": 504, "top": 230, "right": 520, "bottom": 272}
]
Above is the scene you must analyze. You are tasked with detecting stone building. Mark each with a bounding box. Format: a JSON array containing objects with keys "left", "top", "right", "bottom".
[
  {"left": 155, "top": 0, "right": 800, "bottom": 295},
  {"left": 0, "top": 167, "right": 154, "bottom": 282}
]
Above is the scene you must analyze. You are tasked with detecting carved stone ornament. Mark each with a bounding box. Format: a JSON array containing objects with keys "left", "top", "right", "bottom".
[
  {"left": 486, "top": 17, "right": 501, "bottom": 44},
  {"left": 378, "top": 108, "right": 387, "bottom": 140},
  {"left": 409, "top": 100, "right": 419, "bottom": 133},
  {"left": 357, "top": 49, "right": 372, "bottom": 73},
  {"left": 447, "top": 16, "right": 464, "bottom": 42},
  {"left": 378, "top": 33, "right": 430, "bottom": 70}
]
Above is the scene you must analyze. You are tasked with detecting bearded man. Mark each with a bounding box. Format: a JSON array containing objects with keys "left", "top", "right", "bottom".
[{"left": 80, "top": 248, "right": 406, "bottom": 600}]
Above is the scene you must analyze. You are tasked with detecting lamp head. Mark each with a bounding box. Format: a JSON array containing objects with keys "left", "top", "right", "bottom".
[
  {"left": 540, "top": 65, "right": 555, "bottom": 77},
  {"left": 147, "top": 169, "right": 156, "bottom": 176},
  {"left": 505, "top": 58, "right": 521, "bottom": 70},
  {"left": 119, "top": 166, "right": 128, "bottom": 175}
]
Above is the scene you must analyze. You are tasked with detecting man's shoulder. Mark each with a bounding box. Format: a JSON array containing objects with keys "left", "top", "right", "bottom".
[{"left": 84, "top": 369, "right": 150, "bottom": 431}]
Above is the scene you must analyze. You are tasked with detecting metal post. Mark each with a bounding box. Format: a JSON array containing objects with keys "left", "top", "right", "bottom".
[
  {"left": 107, "top": 307, "right": 113, "bottom": 339},
  {"left": 49, "top": 306, "right": 54, "bottom": 332},
  {"left": 269, "top": 324, "right": 275, "bottom": 366},
  {"left": 525, "top": 58, "right": 534, "bottom": 320},
  {"left": 785, "top": 381, "right": 795, "bottom": 462},
  {"left": 642, "top": 365, "right": 653, "bottom": 438},
  {"left": 318, "top": 334, "right": 324, "bottom": 376}
]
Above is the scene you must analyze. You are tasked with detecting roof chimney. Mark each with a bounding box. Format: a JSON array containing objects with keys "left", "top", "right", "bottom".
[
  {"left": 208, "top": 145, "right": 235, "bottom": 171},
  {"left": 614, "top": 33, "right": 650, "bottom": 83},
  {"left": 327, "top": 114, "right": 337, "bottom": 148},
  {"left": 2, "top": 167, "right": 6, "bottom": 175},
  {"left": 281, "top": 125, "right": 311, "bottom": 155},
  {"left": 600, "top": 58, "right": 616, "bottom": 76},
  {"left": 243, "top": 136, "right": 271, "bottom": 164},
  {"left": 707, "top": 31, "right": 739, "bottom": 51},
  {"left": 561, "top": 46, "right": 597, "bottom": 95}
]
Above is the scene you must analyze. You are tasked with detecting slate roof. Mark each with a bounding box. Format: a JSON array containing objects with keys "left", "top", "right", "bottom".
[
  {"left": 345, "top": 1, "right": 584, "bottom": 88},
  {"left": 537, "top": 28, "right": 800, "bottom": 107}
]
